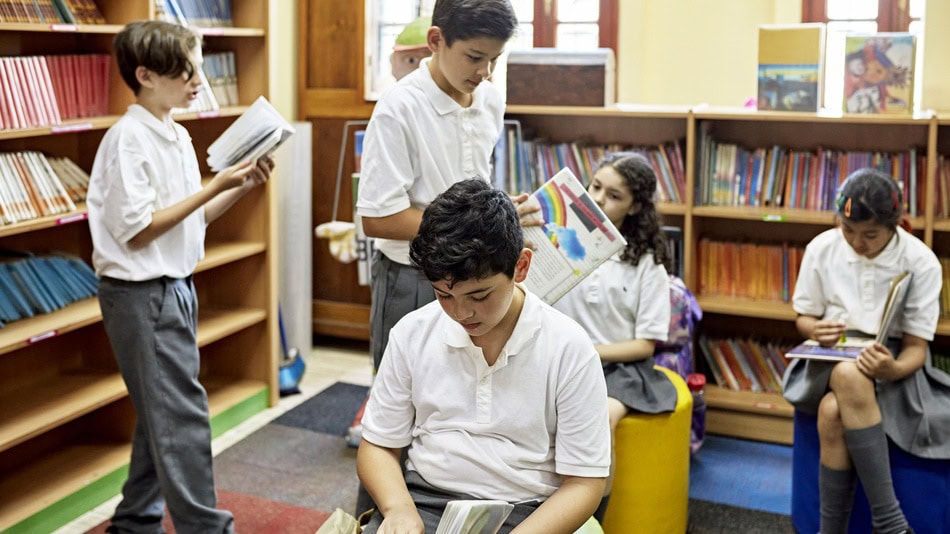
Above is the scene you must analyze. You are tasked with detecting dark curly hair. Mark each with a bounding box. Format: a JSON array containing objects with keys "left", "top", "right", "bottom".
[
  {"left": 410, "top": 179, "right": 523, "bottom": 285},
  {"left": 595, "top": 152, "right": 672, "bottom": 271}
]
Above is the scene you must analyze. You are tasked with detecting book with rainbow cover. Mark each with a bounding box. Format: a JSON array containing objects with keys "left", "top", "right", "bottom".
[{"left": 521, "top": 167, "right": 627, "bottom": 305}]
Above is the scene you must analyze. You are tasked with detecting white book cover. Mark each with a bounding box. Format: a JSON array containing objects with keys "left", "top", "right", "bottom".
[
  {"left": 521, "top": 167, "right": 627, "bottom": 305},
  {"left": 435, "top": 499, "right": 514, "bottom": 534},
  {"left": 207, "top": 96, "right": 295, "bottom": 172}
]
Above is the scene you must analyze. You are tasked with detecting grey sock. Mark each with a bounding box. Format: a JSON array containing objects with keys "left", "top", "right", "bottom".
[
  {"left": 819, "top": 464, "right": 856, "bottom": 534},
  {"left": 844, "top": 424, "right": 909, "bottom": 534}
]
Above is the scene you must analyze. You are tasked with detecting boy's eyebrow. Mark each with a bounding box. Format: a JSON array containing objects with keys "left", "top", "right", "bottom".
[{"left": 434, "top": 285, "right": 492, "bottom": 296}]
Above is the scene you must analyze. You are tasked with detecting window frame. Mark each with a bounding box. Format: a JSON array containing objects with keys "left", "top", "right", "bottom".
[{"left": 801, "top": 0, "right": 914, "bottom": 31}]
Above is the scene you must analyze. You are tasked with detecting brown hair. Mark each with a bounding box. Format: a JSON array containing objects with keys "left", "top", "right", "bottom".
[{"left": 114, "top": 20, "right": 201, "bottom": 94}]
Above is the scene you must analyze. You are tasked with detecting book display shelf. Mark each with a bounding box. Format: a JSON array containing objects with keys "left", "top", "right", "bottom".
[
  {"left": 507, "top": 104, "right": 949, "bottom": 446},
  {"left": 0, "top": 2, "right": 277, "bottom": 532}
]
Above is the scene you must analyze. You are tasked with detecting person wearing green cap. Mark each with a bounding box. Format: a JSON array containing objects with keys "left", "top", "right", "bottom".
[{"left": 390, "top": 16, "right": 432, "bottom": 81}]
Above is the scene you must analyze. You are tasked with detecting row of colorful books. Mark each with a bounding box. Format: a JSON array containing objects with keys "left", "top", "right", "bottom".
[
  {"left": 0, "top": 0, "right": 104, "bottom": 24},
  {"left": 0, "top": 253, "right": 98, "bottom": 327},
  {"left": 697, "top": 238, "right": 805, "bottom": 303},
  {"left": 698, "top": 335, "right": 791, "bottom": 393},
  {"left": 0, "top": 151, "right": 89, "bottom": 224},
  {"left": 203, "top": 51, "right": 238, "bottom": 107},
  {"left": 697, "top": 130, "right": 925, "bottom": 215},
  {"left": 492, "top": 130, "right": 686, "bottom": 201},
  {"left": 0, "top": 54, "right": 110, "bottom": 130},
  {"left": 155, "top": 0, "right": 233, "bottom": 27}
]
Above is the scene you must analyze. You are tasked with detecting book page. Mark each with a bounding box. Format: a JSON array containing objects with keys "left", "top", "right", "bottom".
[
  {"left": 522, "top": 168, "right": 626, "bottom": 305},
  {"left": 207, "top": 96, "right": 295, "bottom": 171},
  {"left": 435, "top": 500, "right": 514, "bottom": 534}
]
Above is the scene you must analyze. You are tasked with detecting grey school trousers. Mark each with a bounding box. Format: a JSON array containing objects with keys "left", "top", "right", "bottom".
[
  {"left": 99, "top": 276, "right": 234, "bottom": 534},
  {"left": 368, "top": 250, "right": 436, "bottom": 370}
]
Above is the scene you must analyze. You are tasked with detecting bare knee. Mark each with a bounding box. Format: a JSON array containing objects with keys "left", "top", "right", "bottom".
[{"left": 829, "top": 362, "right": 876, "bottom": 412}]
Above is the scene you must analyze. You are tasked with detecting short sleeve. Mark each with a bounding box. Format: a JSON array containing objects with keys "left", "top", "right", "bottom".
[
  {"left": 360, "top": 330, "right": 416, "bottom": 449},
  {"left": 101, "top": 145, "right": 155, "bottom": 245},
  {"left": 635, "top": 260, "right": 671, "bottom": 341},
  {"left": 901, "top": 259, "right": 942, "bottom": 341},
  {"left": 356, "top": 106, "right": 416, "bottom": 218},
  {"left": 553, "top": 342, "right": 611, "bottom": 478},
  {"left": 793, "top": 242, "right": 825, "bottom": 318}
]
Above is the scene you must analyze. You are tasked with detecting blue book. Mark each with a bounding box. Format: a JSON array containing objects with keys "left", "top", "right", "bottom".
[{"left": 0, "top": 267, "right": 32, "bottom": 318}]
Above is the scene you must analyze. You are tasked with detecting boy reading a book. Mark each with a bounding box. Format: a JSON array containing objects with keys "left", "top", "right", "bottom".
[
  {"left": 783, "top": 169, "right": 948, "bottom": 534},
  {"left": 87, "top": 21, "right": 273, "bottom": 533},
  {"left": 357, "top": 179, "right": 611, "bottom": 533}
]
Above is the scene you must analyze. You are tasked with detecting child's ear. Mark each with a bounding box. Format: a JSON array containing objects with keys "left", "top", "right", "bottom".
[
  {"left": 135, "top": 66, "right": 153, "bottom": 88},
  {"left": 426, "top": 26, "right": 443, "bottom": 52},
  {"left": 513, "top": 249, "right": 532, "bottom": 283}
]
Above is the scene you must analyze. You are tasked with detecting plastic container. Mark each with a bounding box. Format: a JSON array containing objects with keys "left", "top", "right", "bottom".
[{"left": 686, "top": 373, "right": 707, "bottom": 454}]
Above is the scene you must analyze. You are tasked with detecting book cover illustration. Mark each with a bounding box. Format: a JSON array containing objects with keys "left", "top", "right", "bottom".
[
  {"left": 756, "top": 24, "right": 824, "bottom": 112},
  {"left": 521, "top": 167, "right": 626, "bottom": 305},
  {"left": 843, "top": 33, "right": 916, "bottom": 114},
  {"left": 787, "top": 271, "right": 912, "bottom": 362}
]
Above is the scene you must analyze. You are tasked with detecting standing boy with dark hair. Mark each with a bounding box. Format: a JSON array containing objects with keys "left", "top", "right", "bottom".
[
  {"left": 87, "top": 20, "right": 273, "bottom": 533},
  {"left": 356, "top": 0, "right": 520, "bottom": 373},
  {"left": 357, "top": 179, "right": 611, "bottom": 533}
]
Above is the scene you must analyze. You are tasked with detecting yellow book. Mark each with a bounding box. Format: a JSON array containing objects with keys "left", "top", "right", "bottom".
[{"left": 757, "top": 23, "right": 825, "bottom": 112}]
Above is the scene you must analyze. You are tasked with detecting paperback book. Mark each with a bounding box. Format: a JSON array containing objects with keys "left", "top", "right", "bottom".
[
  {"left": 207, "top": 96, "right": 295, "bottom": 172},
  {"left": 435, "top": 500, "right": 514, "bottom": 534},
  {"left": 787, "top": 271, "right": 912, "bottom": 361},
  {"left": 843, "top": 33, "right": 916, "bottom": 114},
  {"left": 521, "top": 167, "right": 626, "bottom": 305}
]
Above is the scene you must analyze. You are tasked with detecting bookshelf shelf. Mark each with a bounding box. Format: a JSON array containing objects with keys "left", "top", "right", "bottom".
[
  {"left": 696, "top": 296, "right": 797, "bottom": 321},
  {"left": 0, "top": 2, "right": 277, "bottom": 531},
  {"left": 657, "top": 203, "right": 687, "bottom": 216},
  {"left": 0, "top": 373, "right": 126, "bottom": 452}
]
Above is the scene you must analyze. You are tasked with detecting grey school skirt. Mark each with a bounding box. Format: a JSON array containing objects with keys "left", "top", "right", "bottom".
[
  {"left": 782, "top": 339, "right": 950, "bottom": 459},
  {"left": 604, "top": 356, "right": 678, "bottom": 414}
]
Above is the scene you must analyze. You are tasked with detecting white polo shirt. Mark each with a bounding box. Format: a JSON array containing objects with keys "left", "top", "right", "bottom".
[
  {"left": 793, "top": 227, "right": 941, "bottom": 341},
  {"left": 361, "top": 289, "right": 611, "bottom": 501},
  {"left": 87, "top": 105, "right": 205, "bottom": 280},
  {"left": 554, "top": 253, "right": 671, "bottom": 344},
  {"left": 356, "top": 58, "right": 505, "bottom": 265}
]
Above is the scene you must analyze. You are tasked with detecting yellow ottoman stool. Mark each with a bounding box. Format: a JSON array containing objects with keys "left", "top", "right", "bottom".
[{"left": 602, "top": 366, "right": 692, "bottom": 534}]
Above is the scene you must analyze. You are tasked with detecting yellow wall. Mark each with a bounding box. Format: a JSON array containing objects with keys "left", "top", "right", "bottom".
[
  {"left": 922, "top": 0, "right": 949, "bottom": 112},
  {"left": 618, "top": 0, "right": 800, "bottom": 106},
  {"left": 269, "top": 0, "right": 297, "bottom": 119}
]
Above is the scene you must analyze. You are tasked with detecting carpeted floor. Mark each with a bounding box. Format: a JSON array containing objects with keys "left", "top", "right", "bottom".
[{"left": 89, "top": 381, "right": 795, "bottom": 533}]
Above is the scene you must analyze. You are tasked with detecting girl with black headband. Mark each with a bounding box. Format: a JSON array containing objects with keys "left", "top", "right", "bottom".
[{"left": 783, "top": 168, "right": 949, "bottom": 534}]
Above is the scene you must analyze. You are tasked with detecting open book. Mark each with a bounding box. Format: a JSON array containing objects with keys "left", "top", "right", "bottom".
[
  {"left": 435, "top": 500, "right": 515, "bottom": 534},
  {"left": 521, "top": 167, "right": 627, "bottom": 305},
  {"left": 206, "top": 96, "right": 295, "bottom": 172},
  {"left": 787, "top": 271, "right": 912, "bottom": 361}
]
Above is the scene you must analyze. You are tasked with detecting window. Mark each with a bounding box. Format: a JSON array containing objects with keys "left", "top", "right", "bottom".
[
  {"left": 364, "top": 0, "right": 617, "bottom": 99},
  {"left": 802, "top": 0, "right": 925, "bottom": 111}
]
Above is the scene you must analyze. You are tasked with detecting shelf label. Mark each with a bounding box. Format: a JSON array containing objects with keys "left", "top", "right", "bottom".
[
  {"left": 56, "top": 212, "right": 88, "bottom": 225},
  {"left": 198, "top": 110, "right": 222, "bottom": 119},
  {"left": 49, "top": 24, "right": 79, "bottom": 32},
  {"left": 761, "top": 214, "right": 786, "bottom": 222},
  {"left": 201, "top": 28, "right": 225, "bottom": 36},
  {"left": 754, "top": 402, "right": 778, "bottom": 410},
  {"left": 51, "top": 123, "right": 93, "bottom": 134},
  {"left": 28, "top": 330, "right": 58, "bottom": 344}
]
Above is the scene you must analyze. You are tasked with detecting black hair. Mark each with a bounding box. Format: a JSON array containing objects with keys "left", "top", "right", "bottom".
[
  {"left": 431, "top": 0, "right": 518, "bottom": 47},
  {"left": 114, "top": 20, "right": 202, "bottom": 94},
  {"left": 835, "top": 167, "right": 902, "bottom": 229},
  {"left": 410, "top": 179, "right": 523, "bottom": 285},
  {"left": 595, "top": 152, "right": 672, "bottom": 271}
]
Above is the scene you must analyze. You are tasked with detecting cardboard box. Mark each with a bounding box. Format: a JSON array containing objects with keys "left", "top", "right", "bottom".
[{"left": 506, "top": 48, "right": 615, "bottom": 107}]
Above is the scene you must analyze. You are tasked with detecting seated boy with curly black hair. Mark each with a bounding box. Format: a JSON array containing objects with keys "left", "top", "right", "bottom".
[{"left": 357, "top": 179, "right": 610, "bottom": 533}]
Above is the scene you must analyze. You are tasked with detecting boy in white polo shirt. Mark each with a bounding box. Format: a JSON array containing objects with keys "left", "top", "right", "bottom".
[
  {"left": 87, "top": 21, "right": 273, "bottom": 533},
  {"left": 357, "top": 179, "right": 611, "bottom": 533}
]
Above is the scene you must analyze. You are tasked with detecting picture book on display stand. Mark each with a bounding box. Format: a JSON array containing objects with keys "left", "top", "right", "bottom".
[
  {"left": 756, "top": 23, "right": 825, "bottom": 112},
  {"left": 521, "top": 167, "right": 626, "bottom": 305},
  {"left": 843, "top": 33, "right": 916, "bottom": 114},
  {"left": 787, "top": 271, "right": 912, "bottom": 362}
]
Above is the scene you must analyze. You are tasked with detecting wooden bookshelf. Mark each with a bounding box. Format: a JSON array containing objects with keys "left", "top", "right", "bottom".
[{"left": 0, "top": 2, "right": 277, "bottom": 532}]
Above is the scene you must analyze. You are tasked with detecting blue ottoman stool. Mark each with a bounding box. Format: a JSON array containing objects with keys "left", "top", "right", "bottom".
[{"left": 792, "top": 410, "right": 950, "bottom": 534}]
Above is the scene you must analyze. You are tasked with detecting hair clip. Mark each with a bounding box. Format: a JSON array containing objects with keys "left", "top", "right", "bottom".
[{"left": 836, "top": 194, "right": 853, "bottom": 218}]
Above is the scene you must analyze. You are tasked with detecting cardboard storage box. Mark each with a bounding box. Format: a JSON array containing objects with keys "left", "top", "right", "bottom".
[{"left": 506, "top": 48, "right": 615, "bottom": 107}]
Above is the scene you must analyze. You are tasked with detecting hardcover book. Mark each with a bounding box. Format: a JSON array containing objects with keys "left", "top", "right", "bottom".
[
  {"left": 843, "top": 33, "right": 916, "bottom": 114},
  {"left": 787, "top": 271, "right": 912, "bottom": 361},
  {"left": 757, "top": 23, "right": 825, "bottom": 112},
  {"left": 521, "top": 167, "right": 626, "bottom": 305}
]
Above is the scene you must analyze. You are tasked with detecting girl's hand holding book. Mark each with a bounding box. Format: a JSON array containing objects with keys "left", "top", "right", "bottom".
[
  {"left": 856, "top": 342, "right": 898, "bottom": 380},
  {"left": 813, "top": 318, "right": 847, "bottom": 347}
]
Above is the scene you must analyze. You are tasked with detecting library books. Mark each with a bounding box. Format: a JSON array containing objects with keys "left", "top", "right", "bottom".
[
  {"left": 202, "top": 51, "right": 238, "bottom": 107},
  {"left": 521, "top": 167, "right": 626, "bottom": 305},
  {"left": 159, "top": 0, "right": 233, "bottom": 27},
  {"left": 434, "top": 500, "right": 514, "bottom": 534},
  {"left": 757, "top": 23, "right": 825, "bottom": 112},
  {"left": 0, "top": 0, "right": 105, "bottom": 24},
  {"left": 843, "top": 33, "right": 916, "bottom": 114},
  {"left": 0, "top": 252, "right": 98, "bottom": 326},
  {"left": 0, "top": 151, "right": 85, "bottom": 224},
  {"left": 206, "top": 95, "right": 294, "bottom": 172},
  {"left": 787, "top": 271, "right": 912, "bottom": 362},
  {"left": 0, "top": 54, "right": 110, "bottom": 129}
]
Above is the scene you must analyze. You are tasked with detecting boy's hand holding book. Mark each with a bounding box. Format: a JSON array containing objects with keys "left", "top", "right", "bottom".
[{"left": 210, "top": 155, "right": 274, "bottom": 193}]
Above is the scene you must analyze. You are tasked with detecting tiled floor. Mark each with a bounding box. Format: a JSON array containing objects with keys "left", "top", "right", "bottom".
[{"left": 55, "top": 340, "right": 373, "bottom": 534}]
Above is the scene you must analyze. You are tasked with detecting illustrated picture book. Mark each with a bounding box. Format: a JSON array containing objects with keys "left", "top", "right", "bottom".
[
  {"left": 521, "top": 167, "right": 627, "bottom": 305},
  {"left": 756, "top": 23, "right": 825, "bottom": 112},
  {"left": 787, "top": 271, "right": 912, "bottom": 361},
  {"left": 843, "top": 32, "right": 916, "bottom": 114},
  {"left": 206, "top": 96, "right": 295, "bottom": 172},
  {"left": 435, "top": 500, "right": 515, "bottom": 534}
]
